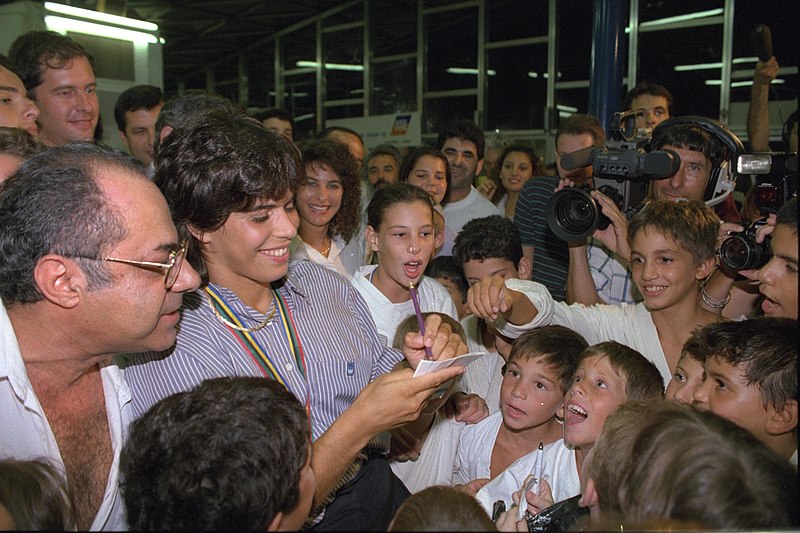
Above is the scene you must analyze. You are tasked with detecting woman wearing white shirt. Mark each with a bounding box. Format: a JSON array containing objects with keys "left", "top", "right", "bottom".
[{"left": 291, "top": 139, "right": 363, "bottom": 278}]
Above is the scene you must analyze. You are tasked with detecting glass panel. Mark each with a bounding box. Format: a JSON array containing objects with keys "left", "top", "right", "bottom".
[
  {"left": 487, "top": 0, "right": 548, "bottom": 43},
  {"left": 282, "top": 25, "right": 316, "bottom": 71},
  {"left": 372, "top": 58, "right": 417, "bottom": 115},
  {"left": 283, "top": 72, "right": 316, "bottom": 139},
  {"left": 554, "top": 88, "right": 590, "bottom": 117},
  {"left": 637, "top": 25, "right": 723, "bottom": 118},
  {"left": 246, "top": 45, "right": 275, "bottom": 108},
  {"left": 425, "top": 8, "right": 479, "bottom": 92},
  {"left": 555, "top": 1, "right": 592, "bottom": 82},
  {"left": 423, "top": 95, "right": 477, "bottom": 135},
  {"left": 325, "top": 103, "right": 365, "bottom": 121},
  {"left": 323, "top": 3, "right": 363, "bottom": 27},
  {"left": 730, "top": 1, "right": 798, "bottom": 106},
  {"left": 323, "top": 28, "right": 364, "bottom": 101},
  {"left": 487, "top": 44, "right": 548, "bottom": 130},
  {"left": 371, "top": 0, "right": 417, "bottom": 56}
]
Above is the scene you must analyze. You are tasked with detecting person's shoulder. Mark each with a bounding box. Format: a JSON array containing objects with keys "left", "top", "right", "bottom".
[{"left": 289, "top": 259, "right": 353, "bottom": 288}]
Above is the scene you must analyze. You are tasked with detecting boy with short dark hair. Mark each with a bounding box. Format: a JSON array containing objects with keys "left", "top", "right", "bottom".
[
  {"left": 693, "top": 317, "right": 798, "bottom": 466},
  {"left": 453, "top": 215, "right": 535, "bottom": 413},
  {"left": 477, "top": 340, "right": 663, "bottom": 516},
  {"left": 457, "top": 326, "right": 588, "bottom": 508},
  {"left": 120, "top": 377, "right": 315, "bottom": 531}
]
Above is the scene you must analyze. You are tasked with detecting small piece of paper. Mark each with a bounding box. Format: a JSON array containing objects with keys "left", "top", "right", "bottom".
[
  {"left": 413, "top": 352, "right": 484, "bottom": 399},
  {"left": 412, "top": 351, "right": 484, "bottom": 377},
  {"left": 517, "top": 475, "right": 538, "bottom": 520}
]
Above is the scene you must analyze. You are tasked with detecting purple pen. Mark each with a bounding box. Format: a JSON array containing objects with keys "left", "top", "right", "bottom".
[{"left": 409, "top": 283, "right": 433, "bottom": 360}]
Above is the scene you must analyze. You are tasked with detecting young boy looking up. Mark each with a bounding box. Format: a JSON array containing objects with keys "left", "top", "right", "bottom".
[
  {"left": 455, "top": 326, "right": 587, "bottom": 502},
  {"left": 468, "top": 200, "right": 720, "bottom": 387},
  {"left": 563, "top": 341, "right": 664, "bottom": 476},
  {"left": 452, "top": 215, "right": 535, "bottom": 413},
  {"left": 476, "top": 340, "right": 663, "bottom": 515},
  {"left": 693, "top": 318, "right": 798, "bottom": 466}
]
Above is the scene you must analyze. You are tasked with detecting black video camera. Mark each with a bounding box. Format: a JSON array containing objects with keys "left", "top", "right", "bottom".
[
  {"left": 718, "top": 220, "right": 772, "bottom": 271},
  {"left": 738, "top": 153, "right": 798, "bottom": 216},
  {"left": 546, "top": 110, "right": 680, "bottom": 241}
]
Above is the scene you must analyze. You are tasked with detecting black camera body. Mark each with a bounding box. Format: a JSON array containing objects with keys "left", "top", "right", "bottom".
[
  {"left": 546, "top": 110, "right": 680, "bottom": 241},
  {"left": 718, "top": 220, "right": 772, "bottom": 271}
]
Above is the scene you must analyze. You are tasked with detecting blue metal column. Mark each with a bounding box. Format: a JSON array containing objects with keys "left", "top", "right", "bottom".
[{"left": 588, "top": 0, "right": 629, "bottom": 133}]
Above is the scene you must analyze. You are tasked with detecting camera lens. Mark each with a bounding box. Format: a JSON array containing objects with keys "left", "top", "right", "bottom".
[
  {"left": 718, "top": 234, "right": 772, "bottom": 271},
  {"left": 546, "top": 188, "right": 600, "bottom": 241}
]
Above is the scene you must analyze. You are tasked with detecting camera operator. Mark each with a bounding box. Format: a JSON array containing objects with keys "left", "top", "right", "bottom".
[
  {"left": 514, "top": 114, "right": 605, "bottom": 302},
  {"left": 566, "top": 117, "right": 747, "bottom": 312}
]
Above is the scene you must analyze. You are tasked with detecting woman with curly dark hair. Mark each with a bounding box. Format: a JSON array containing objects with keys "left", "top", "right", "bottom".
[{"left": 292, "top": 138, "right": 364, "bottom": 278}]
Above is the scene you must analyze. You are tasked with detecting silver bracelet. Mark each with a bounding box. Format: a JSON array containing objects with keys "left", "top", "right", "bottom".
[{"left": 700, "top": 280, "right": 731, "bottom": 309}]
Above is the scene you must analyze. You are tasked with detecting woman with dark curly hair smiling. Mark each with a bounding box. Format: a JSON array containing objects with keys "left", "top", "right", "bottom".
[{"left": 292, "top": 138, "right": 364, "bottom": 278}]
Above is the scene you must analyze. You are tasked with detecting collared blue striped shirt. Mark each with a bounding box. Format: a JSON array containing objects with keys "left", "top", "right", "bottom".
[{"left": 121, "top": 260, "right": 402, "bottom": 441}]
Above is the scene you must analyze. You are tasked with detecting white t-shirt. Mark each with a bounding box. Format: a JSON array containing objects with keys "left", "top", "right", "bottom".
[
  {"left": 475, "top": 438, "right": 581, "bottom": 514},
  {"left": 350, "top": 265, "right": 458, "bottom": 344},
  {"left": 442, "top": 187, "right": 501, "bottom": 255}
]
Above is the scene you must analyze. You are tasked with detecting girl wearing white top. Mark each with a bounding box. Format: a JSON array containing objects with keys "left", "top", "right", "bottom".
[
  {"left": 352, "top": 182, "right": 458, "bottom": 340},
  {"left": 291, "top": 139, "right": 363, "bottom": 278},
  {"left": 351, "top": 183, "right": 466, "bottom": 493}
]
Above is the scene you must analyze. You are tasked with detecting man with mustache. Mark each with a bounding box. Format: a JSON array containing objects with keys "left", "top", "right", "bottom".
[{"left": 438, "top": 119, "right": 501, "bottom": 256}]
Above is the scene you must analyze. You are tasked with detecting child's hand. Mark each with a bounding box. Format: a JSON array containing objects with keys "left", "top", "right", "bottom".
[
  {"left": 444, "top": 392, "right": 489, "bottom": 423},
  {"left": 467, "top": 275, "right": 514, "bottom": 321},
  {"left": 516, "top": 475, "right": 555, "bottom": 516},
  {"left": 401, "top": 313, "right": 468, "bottom": 368},
  {"left": 453, "top": 478, "right": 491, "bottom": 497}
]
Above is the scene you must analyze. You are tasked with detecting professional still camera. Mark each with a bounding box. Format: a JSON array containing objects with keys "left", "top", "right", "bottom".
[
  {"left": 718, "top": 220, "right": 772, "bottom": 271},
  {"left": 716, "top": 152, "right": 797, "bottom": 271},
  {"left": 546, "top": 110, "right": 680, "bottom": 241}
]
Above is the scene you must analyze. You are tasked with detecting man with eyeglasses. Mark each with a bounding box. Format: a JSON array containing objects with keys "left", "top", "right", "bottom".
[{"left": 0, "top": 143, "right": 200, "bottom": 530}]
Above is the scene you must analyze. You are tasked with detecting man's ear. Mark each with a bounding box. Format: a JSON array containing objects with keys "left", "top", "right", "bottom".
[
  {"left": 33, "top": 256, "right": 87, "bottom": 309},
  {"left": 475, "top": 158, "right": 484, "bottom": 177},
  {"left": 765, "top": 399, "right": 798, "bottom": 436},
  {"left": 365, "top": 225, "right": 379, "bottom": 252},
  {"left": 695, "top": 257, "right": 715, "bottom": 281},
  {"left": 517, "top": 256, "right": 532, "bottom": 281},
  {"left": 159, "top": 125, "right": 174, "bottom": 143},
  {"left": 266, "top": 511, "right": 283, "bottom": 531},
  {"left": 118, "top": 129, "right": 128, "bottom": 144}
]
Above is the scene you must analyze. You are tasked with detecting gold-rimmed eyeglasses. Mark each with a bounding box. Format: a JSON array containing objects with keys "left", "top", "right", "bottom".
[{"left": 76, "top": 239, "right": 188, "bottom": 289}]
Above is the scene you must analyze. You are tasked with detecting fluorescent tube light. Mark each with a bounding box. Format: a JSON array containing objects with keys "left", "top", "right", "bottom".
[
  {"left": 639, "top": 8, "right": 724, "bottom": 29},
  {"left": 296, "top": 61, "right": 363, "bottom": 71},
  {"left": 44, "top": 2, "right": 158, "bottom": 31},
  {"left": 46, "top": 16, "right": 158, "bottom": 44},
  {"left": 446, "top": 67, "right": 496, "bottom": 76}
]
